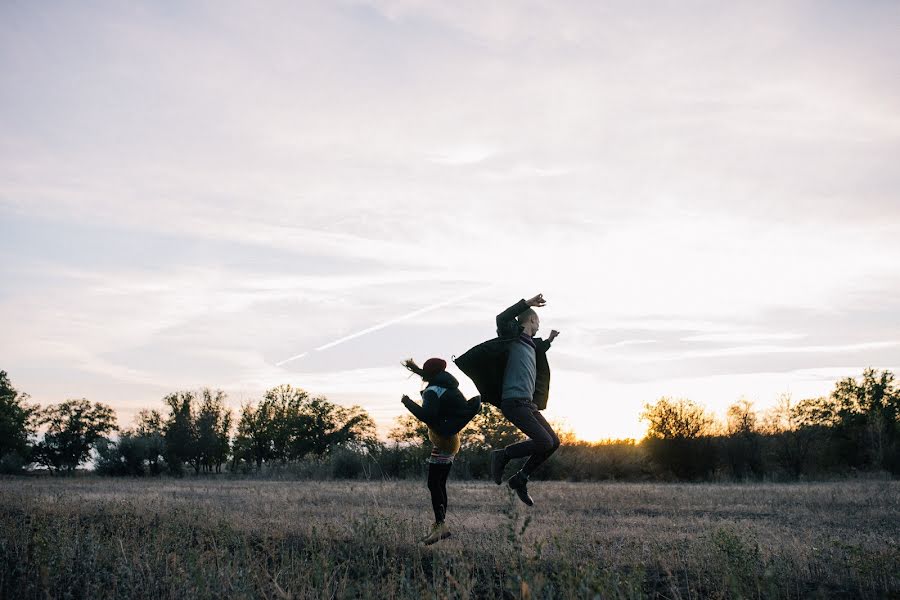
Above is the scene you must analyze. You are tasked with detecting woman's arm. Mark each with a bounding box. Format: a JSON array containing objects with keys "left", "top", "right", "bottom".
[{"left": 401, "top": 391, "right": 439, "bottom": 425}]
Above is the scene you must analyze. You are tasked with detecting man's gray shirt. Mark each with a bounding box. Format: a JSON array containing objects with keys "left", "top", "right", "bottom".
[{"left": 502, "top": 337, "right": 537, "bottom": 401}]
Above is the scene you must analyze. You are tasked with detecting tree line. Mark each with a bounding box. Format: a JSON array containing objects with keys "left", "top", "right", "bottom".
[
  {"left": 1, "top": 368, "right": 898, "bottom": 480},
  {"left": 0, "top": 373, "right": 376, "bottom": 476},
  {"left": 638, "top": 367, "right": 900, "bottom": 479}
]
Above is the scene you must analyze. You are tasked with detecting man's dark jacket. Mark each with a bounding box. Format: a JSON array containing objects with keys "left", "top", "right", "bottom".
[
  {"left": 401, "top": 370, "right": 481, "bottom": 436},
  {"left": 453, "top": 299, "right": 553, "bottom": 410}
]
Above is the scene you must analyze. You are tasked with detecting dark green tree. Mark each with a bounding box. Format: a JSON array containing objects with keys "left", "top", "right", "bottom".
[
  {"left": 196, "top": 389, "right": 232, "bottom": 473},
  {"left": 95, "top": 409, "right": 167, "bottom": 476},
  {"left": 0, "top": 370, "right": 37, "bottom": 473},
  {"left": 95, "top": 432, "right": 148, "bottom": 475},
  {"left": 163, "top": 391, "right": 199, "bottom": 475},
  {"left": 33, "top": 399, "right": 116, "bottom": 473},
  {"left": 232, "top": 386, "right": 375, "bottom": 470},
  {"left": 830, "top": 368, "right": 899, "bottom": 470},
  {"left": 260, "top": 385, "right": 308, "bottom": 463},
  {"left": 787, "top": 369, "right": 900, "bottom": 472},
  {"left": 232, "top": 401, "right": 276, "bottom": 470},
  {"left": 134, "top": 409, "right": 167, "bottom": 474},
  {"left": 290, "top": 397, "right": 375, "bottom": 460}
]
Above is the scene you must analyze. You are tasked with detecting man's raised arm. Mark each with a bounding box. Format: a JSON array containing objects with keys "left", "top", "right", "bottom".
[
  {"left": 496, "top": 299, "right": 530, "bottom": 333},
  {"left": 496, "top": 293, "right": 546, "bottom": 336}
]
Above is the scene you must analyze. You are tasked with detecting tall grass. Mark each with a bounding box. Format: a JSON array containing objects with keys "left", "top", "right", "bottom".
[{"left": 1, "top": 478, "right": 897, "bottom": 598}]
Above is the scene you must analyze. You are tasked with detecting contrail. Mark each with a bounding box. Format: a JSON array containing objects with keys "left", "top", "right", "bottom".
[
  {"left": 274, "top": 352, "right": 307, "bottom": 366},
  {"left": 275, "top": 284, "right": 494, "bottom": 367}
]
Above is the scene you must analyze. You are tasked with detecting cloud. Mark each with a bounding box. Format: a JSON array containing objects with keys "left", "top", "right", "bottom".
[
  {"left": 428, "top": 143, "right": 498, "bottom": 165},
  {"left": 2, "top": 0, "right": 900, "bottom": 439}
]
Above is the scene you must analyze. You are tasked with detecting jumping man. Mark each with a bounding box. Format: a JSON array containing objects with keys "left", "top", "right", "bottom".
[
  {"left": 491, "top": 293, "right": 560, "bottom": 504},
  {"left": 453, "top": 293, "right": 560, "bottom": 506}
]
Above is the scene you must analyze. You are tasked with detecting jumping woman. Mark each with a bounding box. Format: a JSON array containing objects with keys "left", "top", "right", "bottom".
[{"left": 401, "top": 358, "right": 481, "bottom": 545}]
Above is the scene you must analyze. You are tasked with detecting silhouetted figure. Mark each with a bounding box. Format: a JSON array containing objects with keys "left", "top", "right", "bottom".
[
  {"left": 454, "top": 293, "right": 560, "bottom": 505},
  {"left": 401, "top": 358, "right": 480, "bottom": 545}
]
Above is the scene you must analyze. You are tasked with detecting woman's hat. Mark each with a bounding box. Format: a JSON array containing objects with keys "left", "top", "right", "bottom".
[{"left": 422, "top": 358, "right": 447, "bottom": 378}]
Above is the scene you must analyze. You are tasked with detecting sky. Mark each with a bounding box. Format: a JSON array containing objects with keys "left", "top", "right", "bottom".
[{"left": 2, "top": 0, "right": 899, "bottom": 441}]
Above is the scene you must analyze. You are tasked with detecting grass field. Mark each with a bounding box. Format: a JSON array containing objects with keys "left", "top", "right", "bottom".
[{"left": 1, "top": 477, "right": 897, "bottom": 599}]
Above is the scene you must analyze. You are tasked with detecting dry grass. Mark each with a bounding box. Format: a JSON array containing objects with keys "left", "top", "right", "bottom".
[{"left": 1, "top": 477, "right": 897, "bottom": 598}]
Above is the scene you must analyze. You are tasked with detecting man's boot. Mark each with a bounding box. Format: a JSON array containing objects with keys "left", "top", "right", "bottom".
[{"left": 508, "top": 472, "right": 534, "bottom": 506}]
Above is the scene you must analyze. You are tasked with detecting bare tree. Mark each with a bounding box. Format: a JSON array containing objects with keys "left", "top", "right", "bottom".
[
  {"left": 641, "top": 397, "right": 715, "bottom": 440},
  {"left": 641, "top": 397, "right": 716, "bottom": 479}
]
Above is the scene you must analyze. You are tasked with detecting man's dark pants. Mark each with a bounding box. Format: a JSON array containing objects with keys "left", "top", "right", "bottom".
[{"left": 501, "top": 398, "right": 561, "bottom": 478}]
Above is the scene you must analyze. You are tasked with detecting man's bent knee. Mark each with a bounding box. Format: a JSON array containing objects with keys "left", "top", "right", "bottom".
[
  {"left": 541, "top": 437, "right": 560, "bottom": 457},
  {"left": 531, "top": 433, "right": 555, "bottom": 453}
]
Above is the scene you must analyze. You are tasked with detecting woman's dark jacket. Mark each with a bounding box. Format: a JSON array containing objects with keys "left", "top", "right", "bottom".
[
  {"left": 401, "top": 370, "right": 481, "bottom": 436},
  {"left": 453, "top": 299, "right": 553, "bottom": 410}
]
